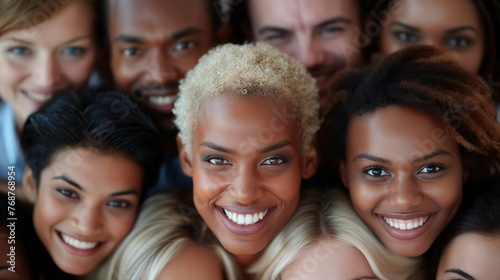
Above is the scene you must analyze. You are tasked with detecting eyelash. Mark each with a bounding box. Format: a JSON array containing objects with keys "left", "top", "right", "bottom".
[{"left": 57, "top": 188, "right": 79, "bottom": 199}]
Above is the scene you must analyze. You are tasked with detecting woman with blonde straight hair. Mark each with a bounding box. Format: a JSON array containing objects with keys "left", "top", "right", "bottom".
[{"left": 249, "top": 188, "right": 423, "bottom": 280}]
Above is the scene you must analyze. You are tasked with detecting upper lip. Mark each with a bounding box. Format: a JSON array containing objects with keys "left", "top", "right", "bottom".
[
  {"left": 377, "top": 213, "right": 434, "bottom": 220},
  {"left": 218, "top": 205, "right": 274, "bottom": 214},
  {"left": 57, "top": 230, "right": 102, "bottom": 243},
  {"left": 23, "top": 88, "right": 61, "bottom": 95}
]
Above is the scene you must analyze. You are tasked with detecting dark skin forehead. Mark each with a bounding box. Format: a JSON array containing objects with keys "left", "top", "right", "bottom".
[{"left": 107, "top": 0, "right": 214, "bottom": 39}]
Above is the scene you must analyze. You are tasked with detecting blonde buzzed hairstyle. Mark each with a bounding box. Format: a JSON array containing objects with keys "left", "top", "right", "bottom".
[{"left": 173, "top": 42, "right": 321, "bottom": 158}]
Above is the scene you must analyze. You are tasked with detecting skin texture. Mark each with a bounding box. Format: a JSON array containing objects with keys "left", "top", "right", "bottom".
[
  {"left": 0, "top": 228, "right": 31, "bottom": 280},
  {"left": 248, "top": 0, "right": 363, "bottom": 102},
  {"left": 437, "top": 233, "right": 500, "bottom": 280},
  {"left": 157, "top": 243, "right": 224, "bottom": 280},
  {"left": 379, "top": 0, "right": 485, "bottom": 74},
  {"left": 23, "top": 148, "right": 143, "bottom": 276},
  {"left": 341, "top": 106, "right": 463, "bottom": 257},
  {"left": 281, "top": 239, "right": 379, "bottom": 280},
  {"left": 107, "top": 0, "right": 215, "bottom": 129},
  {"left": 179, "top": 96, "right": 317, "bottom": 269},
  {"left": 0, "top": 0, "right": 96, "bottom": 129}
]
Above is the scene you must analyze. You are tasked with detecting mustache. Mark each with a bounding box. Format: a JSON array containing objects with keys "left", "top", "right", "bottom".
[{"left": 132, "top": 82, "right": 179, "bottom": 97}]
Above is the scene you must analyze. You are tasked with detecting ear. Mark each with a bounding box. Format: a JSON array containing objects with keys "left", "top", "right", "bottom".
[
  {"left": 301, "top": 139, "right": 318, "bottom": 180},
  {"left": 22, "top": 166, "right": 38, "bottom": 203},
  {"left": 339, "top": 161, "right": 349, "bottom": 189},
  {"left": 177, "top": 134, "right": 193, "bottom": 177}
]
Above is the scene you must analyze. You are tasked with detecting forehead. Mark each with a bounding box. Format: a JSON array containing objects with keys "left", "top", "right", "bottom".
[
  {"left": 249, "top": 0, "right": 360, "bottom": 29},
  {"left": 347, "top": 106, "right": 458, "bottom": 158},
  {"left": 194, "top": 96, "right": 301, "bottom": 148},
  {"left": 392, "top": 0, "right": 483, "bottom": 29},
  {"left": 2, "top": 1, "right": 94, "bottom": 44},
  {"left": 108, "top": 0, "right": 212, "bottom": 36}
]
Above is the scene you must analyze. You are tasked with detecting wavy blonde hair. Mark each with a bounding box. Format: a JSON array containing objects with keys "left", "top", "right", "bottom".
[
  {"left": 94, "top": 192, "right": 239, "bottom": 280},
  {"left": 173, "top": 42, "right": 321, "bottom": 159}
]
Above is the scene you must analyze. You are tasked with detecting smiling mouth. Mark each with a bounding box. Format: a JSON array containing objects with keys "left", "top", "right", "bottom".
[
  {"left": 147, "top": 95, "right": 177, "bottom": 106},
  {"left": 24, "top": 90, "right": 53, "bottom": 103},
  {"left": 383, "top": 215, "right": 430, "bottom": 231},
  {"left": 60, "top": 232, "right": 100, "bottom": 250},
  {"left": 223, "top": 209, "right": 269, "bottom": 226}
]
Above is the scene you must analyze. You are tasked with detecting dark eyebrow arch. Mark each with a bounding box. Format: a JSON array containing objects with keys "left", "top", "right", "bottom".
[
  {"left": 353, "top": 154, "right": 391, "bottom": 164},
  {"left": 259, "top": 140, "right": 291, "bottom": 153},
  {"left": 201, "top": 141, "right": 235, "bottom": 154},
  {"left": 445, "top": 269, "right": 475, "bottom": 280},
  {"left": 172, "top": 27, "right": 203, "bottom": 40},
  {"left": 53, "top": 176, "right": 139, "bottom": 197},
  {"left": 53, "top": 175, "right": 82, "bottom": 190},
  {"left": 110, "top": 189, "right": 139, "bottom": 197},
  {"left": 113, "top": 34, "right": 142, "bottom": 44},
  {"left": 390, "top": 22, "right": 420, "bottom": 33},
  {"left": 413, "top": 149, "right": 452, "bottom": 163},
  {"left": 351, "top": 277, "right": 379, "bottom": 280},
  {"left": 447, "top": 26, "right": 478, "bottom": 34}
]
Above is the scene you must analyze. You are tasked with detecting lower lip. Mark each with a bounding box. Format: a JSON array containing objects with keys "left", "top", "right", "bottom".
[
  {"left": 378, "top": 214, "right": 435, "bottom": 240},
  {"left": 57, "top": 231, "right": 102, "bottom": 257},
  {"left": 146, "top": 101, "right": 175, "bottom": 114},
  {"left": 217, "top": 207, "right": 275, "bottom": 235}
]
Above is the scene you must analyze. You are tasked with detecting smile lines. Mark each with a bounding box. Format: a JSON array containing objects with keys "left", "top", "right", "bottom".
[
  {"left": 224, "top": 209, "right": 269, "bottom": 226},
  {"left": 383, "top": 215, "right": 430, "bottom": 230}
]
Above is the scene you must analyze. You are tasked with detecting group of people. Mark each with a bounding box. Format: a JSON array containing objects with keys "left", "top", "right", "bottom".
[{"left": 1, "top": 0, "right": 500, "bottom": 279}]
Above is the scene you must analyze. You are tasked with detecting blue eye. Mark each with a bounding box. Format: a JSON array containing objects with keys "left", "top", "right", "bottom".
[
  {"left": 107, "top": 200, "right": 131, "bottom": 208},
  {"left": 262, "top": 32, "right": 290, "bottom": 45},
  {"left": 8, "top": 46, "right": 31, "bottom": 56},
  {"left": 57, "top": 188, "right": 78, "bottom": 199},
  {"left": 418, "top": 165, "right": 443, "bottom": 174},
  {"left": 61, "top": 46, "right": 86, "bottom": 56},
  {"left": 365, "top": 167, "right": 390, "bottom": 177},
  {"left": 320, "top": 25, "right": 343, "bottom": 37}
]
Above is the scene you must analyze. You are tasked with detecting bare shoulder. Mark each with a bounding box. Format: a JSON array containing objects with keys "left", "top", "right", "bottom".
[{"left": 157, "top": 243, "right": 224, "bottom": 280}]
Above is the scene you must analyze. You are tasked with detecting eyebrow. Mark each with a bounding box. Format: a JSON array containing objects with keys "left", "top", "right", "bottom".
[
  {"left": 52, "top": 176, "right": 139, "bottom": 197},
  {"left": 446, "top": 26, "right": 478, "bottom": 35},
  {"left": 390, "top": 22, "right": 420, "bottom": 33},
  {"left": 2, "top": 36, "right": 88, "bottom": 45},
  {"left": 258, "top": 17, "right": 352, "bottom": 36},
  {"left": 413, "top": 149, "right": 452, "bottom": 163},
  {"left": 315, "top": 17, "right": 352, "bottom": 29},
  {"left": 445, "top": 269, "right": 475, "bottom": 280},
  {"left": 353, "top": 149, "right": 452, "bottom": 164},
  {"left": 113, "top": 27, "right": 203, "bottom": 44},
  {"left": 352, "top": 277, "right": 379, "bottom": 280},
  {"left": 201, "top": 140, "right": 292, "bottom": 154}
]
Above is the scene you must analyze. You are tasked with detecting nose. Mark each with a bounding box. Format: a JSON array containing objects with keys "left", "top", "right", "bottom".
[
  {"left": 71, "top": 203, "right": 103, "bottom": 235},
  {"left": 230, "top": 165, "right": 263, "bottom": 204},
  {"left": 296, "top": 39, "right": 326, "bottom": 69},
  {"left": 143, "top": 49, "right": 180, "bottom": 84},
  {"left": 386, "top": 173, "right": 423, "bottom": 210},
  {"left": 33, "top": 53, "right": 62, "bottom": 89}
]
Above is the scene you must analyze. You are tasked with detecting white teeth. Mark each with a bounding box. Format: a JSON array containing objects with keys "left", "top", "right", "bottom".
[
  {"left": 148, "top": 95, "right": 177, "bottom": 105},
  {"left": 315, "top": 75, "right": 327, "bottom": 83},
  {"left": 26, "top": 91, "right": 52, "bottom": 102},
  {"left": 383, "top": 216, "right": 429, "bottom": 231},
  {"left": 224, "top": 209, "right": 269, "bottom": 226},
  {"left": 61, "top": 233, "right": 98, "bottom": 250}
]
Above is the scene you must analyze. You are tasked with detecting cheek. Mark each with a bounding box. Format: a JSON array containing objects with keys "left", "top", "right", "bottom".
[
  {"left": 0, "top": 61, "right": 28, "bottom": 92},
  {"left": 106, "top": 213, "right": 137, "bottom": 241},
  {"left": 456, "top": 51, "right": 484, "bottom": 74},
  {"left": 110, "top": 55, "right": 144, "bottom": 90}
]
